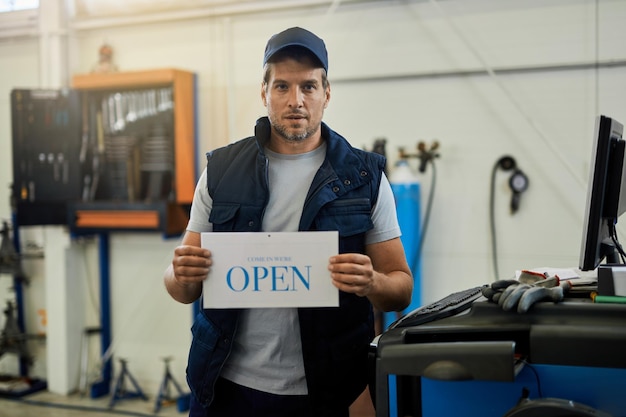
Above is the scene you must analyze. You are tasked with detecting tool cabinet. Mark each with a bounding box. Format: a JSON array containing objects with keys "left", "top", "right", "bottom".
[{"left": 11, "top": 68, "right": 196, "bottom": 235}]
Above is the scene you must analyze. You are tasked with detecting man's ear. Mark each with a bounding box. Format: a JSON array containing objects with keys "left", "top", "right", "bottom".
[
  {"left": 324, "top": 84, "right": 331, "bottom": 109},
  {"left": 261, "top": 83, "right": 267, "bottom": 107}
]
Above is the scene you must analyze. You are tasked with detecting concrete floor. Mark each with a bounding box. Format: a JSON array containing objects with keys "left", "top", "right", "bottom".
[
  {"left": 0, "top": 390, "right": 185, "bottom": 417},
  {"left": 1, "top": 389, "right": 376, "bottom": 417}
]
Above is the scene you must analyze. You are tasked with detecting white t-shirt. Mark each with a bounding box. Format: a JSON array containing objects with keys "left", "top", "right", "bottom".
[{"left": 187, "top": 142, "right": 401, "bottom": 395}]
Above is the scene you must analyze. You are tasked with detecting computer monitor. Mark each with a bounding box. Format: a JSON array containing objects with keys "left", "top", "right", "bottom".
[{"left": 579, "top": 115, "right": 626, "bottom": 271}]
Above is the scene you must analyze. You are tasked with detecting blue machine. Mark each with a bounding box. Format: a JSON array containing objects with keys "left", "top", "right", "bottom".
[
  {"left": 374, "top": 292, "right": 626, "bottom": 417},
  {"left": 420, "top": 364, "right": 624, "bottom": 416}
]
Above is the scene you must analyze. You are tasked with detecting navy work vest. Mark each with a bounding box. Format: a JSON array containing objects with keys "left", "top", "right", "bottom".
[{"left": 186, "top": 117, "right": 386, "bottom": 415}]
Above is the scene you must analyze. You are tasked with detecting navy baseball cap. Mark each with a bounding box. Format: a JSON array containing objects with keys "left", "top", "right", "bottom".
[{"left": 263, "top": 27, "right": 328, "bottom": 73}]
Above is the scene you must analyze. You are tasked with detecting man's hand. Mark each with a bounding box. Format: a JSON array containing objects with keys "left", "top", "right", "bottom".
[
  {"left": 328, "top": 238, "right": 413, "bottom": 312},
  {"left": 164, "top": 231, "right": 208, "bottom": 304},
  {"left": 172, "top": 245, "right": 212, "bottom": 285},
  {"left": 328, "top": 253, "right": 376, "bottom": 297}
]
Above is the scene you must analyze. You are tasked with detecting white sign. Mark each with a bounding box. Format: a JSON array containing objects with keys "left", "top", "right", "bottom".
[{"left": 201, "top": 231, "right": 339, "bottom": 308}]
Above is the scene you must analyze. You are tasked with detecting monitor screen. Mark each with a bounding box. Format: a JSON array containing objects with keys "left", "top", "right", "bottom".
[{"left": 579, "top": 115, "right": 626, "bottom": 271}]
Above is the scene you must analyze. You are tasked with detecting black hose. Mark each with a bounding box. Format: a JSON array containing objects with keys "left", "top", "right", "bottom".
[
  {"left": 489, "top": 161, "right": 500, "bottom": 280},
  {"left": 412, "top": 159, "right": 437, "bottom": 274}
]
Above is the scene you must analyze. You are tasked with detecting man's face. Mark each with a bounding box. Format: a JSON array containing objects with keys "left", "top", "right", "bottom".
[{"left": 262, "top": 57, "right": 330, "bottom": 146}]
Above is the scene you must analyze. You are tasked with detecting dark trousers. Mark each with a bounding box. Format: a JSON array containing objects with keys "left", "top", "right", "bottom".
[{"left": 189, "top": 377, "right": 317, "bottom": 417}]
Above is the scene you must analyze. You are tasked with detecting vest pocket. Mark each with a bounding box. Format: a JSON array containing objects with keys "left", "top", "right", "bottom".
[
  {"left": 314, "top": 198, "right": 373, "bottom": 237},
  {"left": 186, "top": 312, "right": 221, "bottom": 404},
  {"left": 208, "top": 203, "right": 239, "bottom": 231},
  {"left": 210, "top": 202, "right": 264, "bottom": 232}
]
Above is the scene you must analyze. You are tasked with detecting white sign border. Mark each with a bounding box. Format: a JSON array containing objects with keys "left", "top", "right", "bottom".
[{"left": 201, "top": 231, "right": 339, "bottom": 308}]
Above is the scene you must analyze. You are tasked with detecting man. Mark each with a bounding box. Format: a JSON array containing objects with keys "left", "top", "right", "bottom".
[{"left": 164, "top": 27, "right": 413, "bottom": 417}]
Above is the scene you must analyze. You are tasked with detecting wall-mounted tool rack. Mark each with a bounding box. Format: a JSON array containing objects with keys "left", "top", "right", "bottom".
[{"left": 11, "top": 68, "right": 197, "bottom": 235}]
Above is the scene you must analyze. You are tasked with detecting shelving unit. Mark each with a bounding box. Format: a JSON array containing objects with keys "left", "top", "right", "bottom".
[{"left": 69, "top": 68, "right": 197, "bottom": 235}]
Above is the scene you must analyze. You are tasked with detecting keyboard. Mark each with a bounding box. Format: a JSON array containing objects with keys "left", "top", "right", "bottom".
[{"left": 391, "top": 285, "right": 487, "bottom": 329}]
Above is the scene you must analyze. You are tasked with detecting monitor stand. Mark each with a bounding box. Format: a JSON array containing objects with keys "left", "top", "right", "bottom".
[{"left": 600, "top": 239, "right": 620, "bottom": 265}]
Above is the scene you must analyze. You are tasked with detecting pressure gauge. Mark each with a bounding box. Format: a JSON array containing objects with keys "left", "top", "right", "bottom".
[
  {"left": 509, "top": 170, "right": 529, "bottom": 213},
  {"left": 509, "top": 170, "right": 529, "bottom": 194}
]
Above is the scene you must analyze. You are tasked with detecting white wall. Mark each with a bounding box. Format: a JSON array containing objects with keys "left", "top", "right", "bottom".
[{"left": 1, "top": 0, "right": 625, "bottom": 396}]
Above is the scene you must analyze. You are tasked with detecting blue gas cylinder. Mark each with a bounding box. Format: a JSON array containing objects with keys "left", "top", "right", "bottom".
[
  {"left": 387, "top": 159, "right": 422, "bottom": 417},
  {"left": 389, "top": 159, "right": 422, "bottom": 320}
]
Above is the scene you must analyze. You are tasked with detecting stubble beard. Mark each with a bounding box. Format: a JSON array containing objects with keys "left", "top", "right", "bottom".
[{"left": 270, "top": 116, "right": 320, "bottom": 143}]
